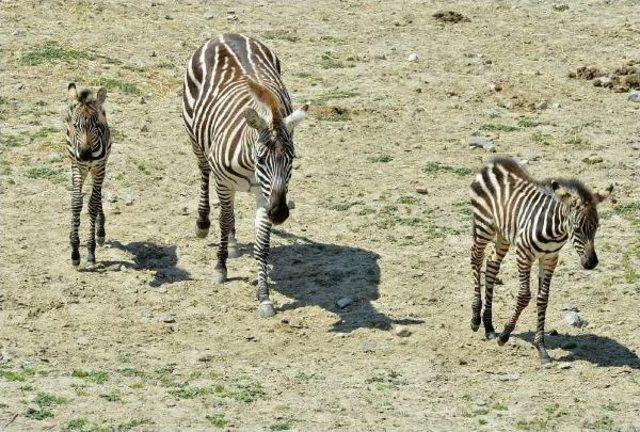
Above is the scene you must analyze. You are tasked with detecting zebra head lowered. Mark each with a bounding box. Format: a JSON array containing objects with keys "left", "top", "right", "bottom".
[
  {"left": 243, "top": 78, "right": 308, "bottom": 225},
  {"left": 66, "top": 83, "right": 109, "bottom": 162},
  {"left": 551, "top": 180, "right": 613, "bottom": 270}
]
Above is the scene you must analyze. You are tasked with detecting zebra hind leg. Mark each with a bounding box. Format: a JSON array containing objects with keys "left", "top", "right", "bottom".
[
  {"left": 470, "top": 229, "right": 491, "bottom": 332},
  {"left": 534, "top": 255, "right": 558, "bottom": 363},
  {"left": 227, "top": 218, "right": 239, "bottom": 258},
  {"left": 497, "top": 251, "right": 532, "bottom": 346},
  {"left": 195, "top": 162, "right": 211, "bottom": 238},
  {"left": 212, "top": 186, "right": 233, "bottom": 283},
  {"left": 255, "top": 193, "right": 275, "bottom": 317}
]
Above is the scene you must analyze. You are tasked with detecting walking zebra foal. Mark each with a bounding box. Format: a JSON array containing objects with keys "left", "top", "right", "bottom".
[
  {"left": 469, "top": 157, "right": 612, "bottom": 363},
  {"left": 182, "top": 33, "right": 308, "bottom": 317},
  {"left": 66, "top": 83, "right": 111, "bottom": 269}
]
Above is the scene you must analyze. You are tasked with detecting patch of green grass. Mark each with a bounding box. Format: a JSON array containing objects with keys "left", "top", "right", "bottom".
[
  {"left": 472, "top": 408, "right": 490, "bottom": 416},
  {"left": 319, "top": 52, "right": 345, "bottom": 69},
  {"left": 34, "top": 392, "right": 67, "bottom": 408},
  {"left": 587, "top": 416, "right": 614, "bottom": 429},
  {"left": 270, "top": 421, "right": 292, "bottom": 431},
  {"left": 367, "top": 155, "right": 393, "bottom": 163},
  {"left": 133, "top": 160, "right": 150, "bottom": 175},
  {"left": 515, "top": 418, "right": 548, "bottom": 431},
  {"left": 1, "top": 134, "right": 24, "bottom": 148},
  {"left": 480, "top": 123, "right": 518, "bottom": 132},
  {"left": 91, "top": 77, "right": 141, "bottom": 95},
  {"left": 454, "top": 201, "right": 473, "bottom": 217},
  {"left": 398, "top": 196, "right": 418, "bottom": 205},
  {"left": 21, "top": 41, "right": 91, "bottom": 65},
  {"left": 206, "top": 413, "right": 228, "bottom": 429},
  {"left": 168, "top": 386, "right": 209, "bottom": 399},
  {"left": 0, "top": 370, "right": 27, "bottom": 382},
  {"left": 307, "top": 90, "right": 359, "bottom": 106},
  {"left": 532, "top": 131, "right": 554, "bottom": 146},
  {"left": 365, "top": 369, "right": 408, "bottom": 390},
  {"left": 262, "top": 29, "right": 299, "bottom": 42},
  {"left": 423, "top": 161, "right": 473, "bottom": 177},
  {"left": 25, "top": 166, "right": 64, "bottom": 180},
  {"left": 25, "top": 408, "right": 54, "bottom": 420},
  {"left": 71, "top": 370, "right": 109, "bottom": 384},
  {"left": 517, "top": 117, "right": 544, "bottom": 128},
  {"left": 478, "top": 418, "right": 488, "bottom": 426},
  {"left": 621, "top": 243, "right": 640, "bottom": 285},
  {"left": 31, "top": 126, "right": 58, "bottom": 140},
  {"left": 565, "top": 136, "right": 588, "bottom": 146},
  {"left": 99, "top": 392, "right": 122, "bottom": 402},
  {"left": 492, "top": 402, "right": 508, "bottom": 411},
  {"left": 62, "top": 417, "right": 89, "bottom": 431},
  {"left": 228, "top": 381, "right": 266, "bottom": 403}
]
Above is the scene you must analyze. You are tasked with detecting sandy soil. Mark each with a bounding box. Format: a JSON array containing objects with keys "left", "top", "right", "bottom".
[{"left": 1, "top": 1, "right": 639, "bottom": 431}]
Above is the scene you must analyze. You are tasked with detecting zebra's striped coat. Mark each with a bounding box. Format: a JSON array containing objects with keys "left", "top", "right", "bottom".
[
  {"left": 469, "top": 157, "right": 611, "bottom": 363},
  {"left": 65, "top": 83, "right": 111, "bottom": 268},
  {"left": 182, "top": 33, "right": 308, "bottom": 317}
]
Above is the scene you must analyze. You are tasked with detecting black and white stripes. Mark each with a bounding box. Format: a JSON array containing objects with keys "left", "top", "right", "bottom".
[
  {"left": 182, "top": 33, "right": 308, "bottom": 317},
  {"left": 66, "top": 83, "right": 111, "bottom": 268},
  {"left": 469, "top": 157, "right": 611, "bottom": 363}
]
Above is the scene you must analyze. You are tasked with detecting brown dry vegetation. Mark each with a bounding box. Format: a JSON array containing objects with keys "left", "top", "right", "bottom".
[{"left": 1, "top": 1, "right": 639, "bottom": 431}]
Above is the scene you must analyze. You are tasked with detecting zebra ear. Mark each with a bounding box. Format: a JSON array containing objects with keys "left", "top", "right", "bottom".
[
  {"left": 68, "top": 82, "right": 78, "bottom": 102},
  {"left": 594, "top": 184, "right": 613, "bottom": 204},
  {"left": 551, "top": 180, "right": 575, "bottom": 206},
  {"left": 244, "top": 108, "right": 268, "bottom": 131},
  {"left": 284, "top": 103, "right": 309, "bottom": 132},
  {"left": 96, "top": 87, "right": 107, "bottom": 105}
]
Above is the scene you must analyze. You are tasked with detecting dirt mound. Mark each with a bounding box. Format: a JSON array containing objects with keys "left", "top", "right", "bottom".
[
  {"left": 570, "top": 61, "right": 640, "bottom": 92},
  {"left": 433, "top": 11, "right": 470, "bottom": 23}
]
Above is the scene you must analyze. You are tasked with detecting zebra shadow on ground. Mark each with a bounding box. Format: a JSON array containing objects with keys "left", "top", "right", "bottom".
[
  {"left": 102, "top": 241, "right": 191, "bottom": 287},
  {"left": 270, "top": 230, "right": 423, "bottom": 333},
  {"left": 515, "top": 331, "right": 640, "bottom": 368}
]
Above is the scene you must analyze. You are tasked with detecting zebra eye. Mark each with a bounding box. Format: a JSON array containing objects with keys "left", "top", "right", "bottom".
[{"left": 257, "top": 156, "right": 266, "bottom": 165}]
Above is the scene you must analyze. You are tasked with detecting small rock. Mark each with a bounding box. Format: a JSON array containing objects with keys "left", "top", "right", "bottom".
[
  {"left": 395, "top": 326, "right": 412, "bottom": 337},
  {"left": 226, "top": 11, "right": 238, "bottom": 22},
  {"left": 106, "top": 263, "right": 121, "bottom": 271},
  {"left": 140, "top": 124, "right": 149, "bottom": 133},
  {"left": 561, "top": 304, "right": 580, "bottom": 312},
  {"left": 287, "top": 199, "right": 295, "bottom": 209},
  {"left": 551, "top": 102, "right": 561, "bottom": 110},
  {"left": 336, "top": 297, "right": 353, "bottom": 309},
  {"left": 548, "top": 329, "right": 559, "bottom": 336},
  {"left": 627, "top": 91, "right": 640, "bottom": 103},
  {"left": 141, "top": 310, "right": 154, "bottom": 319},
  {"left": 16, "top": 83, "right": 24, "bottom": 90},
  {"left": 468, "top": 135, "right": 496, "bottom": 151},
  {"left": 106, "top": 192, "right": 118, "bottom": 203},
  {"left": 497, "top": 373, "right": 520, "bottom": 381},
  {"left": 197, "top": 353, "right": 213, "bottom": 362},
  {"left": 407, "top": 53, "right": 419, "bottom": 62},
  {"left": 112, "top": 206, "right": 122, "bottom": 215},
  {"left": 181, "top": 206, "right": 189, "bottom": 215},
  {"left": 557, "top": 362, "right": 572, "bottom": 369},
  {"left": 164, "top": 14, "right": 173, "bottom": 20},
  {"left": 582, "top": 155, "right": 603, "bottom": 164},
  {"left": 593, "top": 76, "right": 612, "bottom": 87},
  {"left": 204, "top": 11, "right": 215, "bottom": 20},
  {"left": 565, "top": 311, "right": 587, "bottom": 328},
  {"left": 123, "top": 193, "right": 135, "bottom": 206},
  {"left": 160, "top": 314, "right": 175, "bottom": 324},
  {"left": 535, "top": 100, "right": 548, "bottom": 110},
  {"left": 415, "top": 186, "right": 429, "bottom": 195},
  {"left": 140, "top": 96, "right": 147, "bottom": 104},
  {"left": 552, "top": 3, "right": 569, "bottom": 11},
  {"left": 150, "top": 51, "right": 157, "bottom": 58},
  {"left": 488, "top": 82, "right": 503, "bottom": 92}
]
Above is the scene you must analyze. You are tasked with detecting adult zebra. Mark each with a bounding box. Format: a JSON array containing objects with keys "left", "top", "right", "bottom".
[
  {"left": 469, "top": 157, "right": 612, "bottom": 363},
  {"left": 66, "top": 83, "right": 111, "bottom": 269},
  {"left": 182, "top": 33, "right": 308, "bottom": 317}
]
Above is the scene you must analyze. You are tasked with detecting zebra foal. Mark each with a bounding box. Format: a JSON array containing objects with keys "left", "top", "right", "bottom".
[
  {"left": 469, "top": 157, "right": 612, "bottom": 363},
  {"left": 182, "top": 34, "right": 308, "bottom": 317},
  {"left": 66, "top": 83, "right": 111, "bottom": 269}
]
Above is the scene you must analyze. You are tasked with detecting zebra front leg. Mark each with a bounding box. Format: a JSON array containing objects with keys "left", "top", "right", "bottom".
[
  {"left": 534, "top": 255, "right": 558, "bottom": 363},
  {"left": 69, "top": 164, "right": 86, "bottom": 267},
  {"left": 470, "top": 233, "right": 490, "bottom": 332},
  {"left": 255, "top": 193, "right": 274, "bottom": 317},
  {"left": 483, "top": 237, "right": 509, "bottom": 339},
  {"left": 228, "top": 212, "right": 239, "bottom": 258},
  {"left": 213, "top": 186, "right": 234, "bottom": 283},
  {"left": 85, "top": 171, "right": 105, "bottom": 269},
  {"left": 195, "top": 162, "right": 211, "bottom": 238},
  {"left": 498, "top": 251, "right": 532, "bottom": 346},
  {"left": 95, "top": 168, "right": 106, "bottom": 246}
]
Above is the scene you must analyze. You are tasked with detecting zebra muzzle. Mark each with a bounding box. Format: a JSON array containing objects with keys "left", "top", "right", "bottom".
[{"left": 267, "top": 193, "right": 289, "bottom": 225}]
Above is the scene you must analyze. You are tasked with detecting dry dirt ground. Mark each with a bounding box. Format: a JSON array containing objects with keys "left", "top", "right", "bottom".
[{"left": 1, "top": 1, "right": 640, "bottom": 431}]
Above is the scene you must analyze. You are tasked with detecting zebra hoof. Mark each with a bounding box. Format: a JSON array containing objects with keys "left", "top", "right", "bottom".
[
  {"left": 497, "top": 334, "right": 509, "bottom": 346},
  {"left": 485, "top": 331, "right": 498, "bottom": 340},
  {"left": 213, "top": 268, "right": 227, "bottom": 284},
  {"left": 258, "top": 301, "right": 276, "bottom": 318},
  {"left": 228, "top": 245, "right": 239, "bottom": 259},
  {"left": 85, "top": 260, "right": 96, "bottom": 270},
  {"left": 196, "top": 227, "right": 209, "bottom": 238},
  {"left": 96, "top": 236, "right": 105, "bottom": 246},
  {"left": 71, "top": 259, "right": 81, "bottom": 267},
  {"left": 470, "top": 319, "right": 480, "bottom": 332}
]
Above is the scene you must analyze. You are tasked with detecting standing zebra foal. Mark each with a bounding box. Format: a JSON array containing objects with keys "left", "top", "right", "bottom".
[
  {"left": 469, "top": 157, "right": 612, "bottom": 363},
  {"left": 66, "top": 83, "right": 111, "bottom": 269},
  {"left": 182, "top": 33, "right": 308, "bottom": 317}
]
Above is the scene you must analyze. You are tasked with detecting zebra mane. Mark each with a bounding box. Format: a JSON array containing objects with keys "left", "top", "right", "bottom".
[
  {"left": 245, "top": 78, "right": 282, "bottom": 123},
  {"left": 78, "top": 89, "right": 93, "bottom": 104},
  {"left": 541, "top": 178, "right": 596, "bottom": 204}
]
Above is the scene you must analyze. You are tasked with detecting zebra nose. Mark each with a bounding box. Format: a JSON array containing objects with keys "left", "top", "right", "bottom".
[
  {"left": 78, "top": 147, "right": 92, "bottom": 161},
  {"left": 582, "top": 255, "right": 598, "bottom": 270},
  {"left": 267, "top": 201, "right": 289, "bottom": 225}
]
